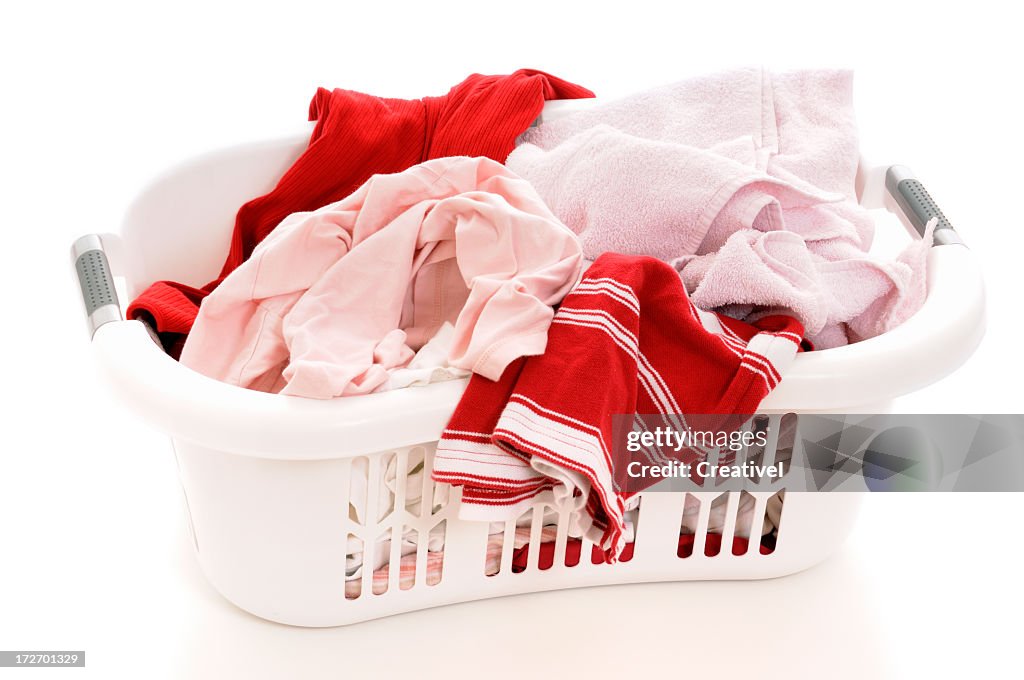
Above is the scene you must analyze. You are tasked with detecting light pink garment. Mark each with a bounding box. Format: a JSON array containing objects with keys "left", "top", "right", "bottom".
[
  {"left": 673, "top": 221, "right": 935, "bottom": 347},
  {"left": 180, "top": 157, "right": 583, "bottom": 398},
  {"left": 508, "top": 124, "right": 846, "bottom": 262},
  {"left": 508, "top": 68, "right": 928, "bottom": 347}
]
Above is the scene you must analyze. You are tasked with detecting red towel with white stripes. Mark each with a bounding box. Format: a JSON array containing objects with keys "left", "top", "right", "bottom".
[{"left": 432, "top": 253, "right": 803, "bottom": 562}]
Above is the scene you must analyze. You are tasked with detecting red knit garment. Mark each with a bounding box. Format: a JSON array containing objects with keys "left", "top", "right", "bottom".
[
  {"left": 127, "top": 70, "right": 594, "bottom": 356},
  {"left": 432, "top": 253, "right": 804, "bottom": 562}
]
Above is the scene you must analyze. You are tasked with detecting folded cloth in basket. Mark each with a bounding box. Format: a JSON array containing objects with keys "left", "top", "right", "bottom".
[
  {"left": 127, "top": 70, "right": 594, "bottom": 357},
  {"left": 431, "top": 253, "right": 802, "bottom": 561},
  {"left": 180, "top": 156, "right": 583, "bottom": 397},
  {"left": 506, "top": 68, "right": 929, "bottom": 348}
]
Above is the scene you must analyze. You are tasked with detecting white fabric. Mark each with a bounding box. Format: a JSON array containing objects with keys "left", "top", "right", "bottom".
[{"left": 381, "top": 322, "right": 470, "bottom": 391}]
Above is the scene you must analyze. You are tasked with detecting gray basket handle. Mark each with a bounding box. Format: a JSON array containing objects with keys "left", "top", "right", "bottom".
[
  {"left": 71, "top": 234, "right": 122, "bottom": 338},
  {"left": 885, "top": 166, "right": 964, "bottom": 247}
]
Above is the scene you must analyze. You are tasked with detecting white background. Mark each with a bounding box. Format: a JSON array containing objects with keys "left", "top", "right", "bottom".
[{"left": 2, "top": 1, "right": 1022, "bottom": 678}]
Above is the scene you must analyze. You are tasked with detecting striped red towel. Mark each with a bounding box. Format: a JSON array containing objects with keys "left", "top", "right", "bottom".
[{"left": 432, "top": 253, "right": 803, "bottom": 562}]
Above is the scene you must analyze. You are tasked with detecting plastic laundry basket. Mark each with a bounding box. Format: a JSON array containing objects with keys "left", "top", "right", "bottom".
[{"left": 72, "top": 100, "right": 986, "bottom": 627}]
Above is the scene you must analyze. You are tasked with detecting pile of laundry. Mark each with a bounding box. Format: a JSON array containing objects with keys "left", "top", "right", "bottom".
[{"left": 128, "top": 68, "right": 930, "bottom": 576}]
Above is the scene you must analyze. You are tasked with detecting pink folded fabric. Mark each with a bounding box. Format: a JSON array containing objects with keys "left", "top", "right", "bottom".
[
  {"left": 508, "top": 68, "right": 929, "bottom": 347},
  {"left": 180, "top": 156, "right": 583, "bottom": 398},
  {"left": 673, "top": 221, "right": 935, "bottom": 347}
]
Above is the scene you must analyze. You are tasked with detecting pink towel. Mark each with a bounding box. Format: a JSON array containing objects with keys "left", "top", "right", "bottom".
[
  {"left": 508, "top": 125, "right": 845, "bottom": 262},
  {"left": 507, "top": 68, "right": 928, "bottom": 347},
  {"left": 673, "top": 221, "right": 935, "bottom": 347},
  {"left": 180, "top": 157, "right": 583, "bottom": 397}
]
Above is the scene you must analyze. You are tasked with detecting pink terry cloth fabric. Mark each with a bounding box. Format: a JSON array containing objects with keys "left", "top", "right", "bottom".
[
  {"left": 507, "top": 68, "right": 930, "bottom": 347},
  {"left": 179, "top": 157, "right": 583, "bottom": 398},
  {"left": 673, "top": 220, "right": 935, "bottom": 347},
  {"left": 508, "top": 125, "right": 846, "bottom": 262}
]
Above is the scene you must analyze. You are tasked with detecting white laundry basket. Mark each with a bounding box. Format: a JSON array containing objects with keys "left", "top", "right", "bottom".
[{"left": 73, "top": 101, "right": 986, "bottom": 627}]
